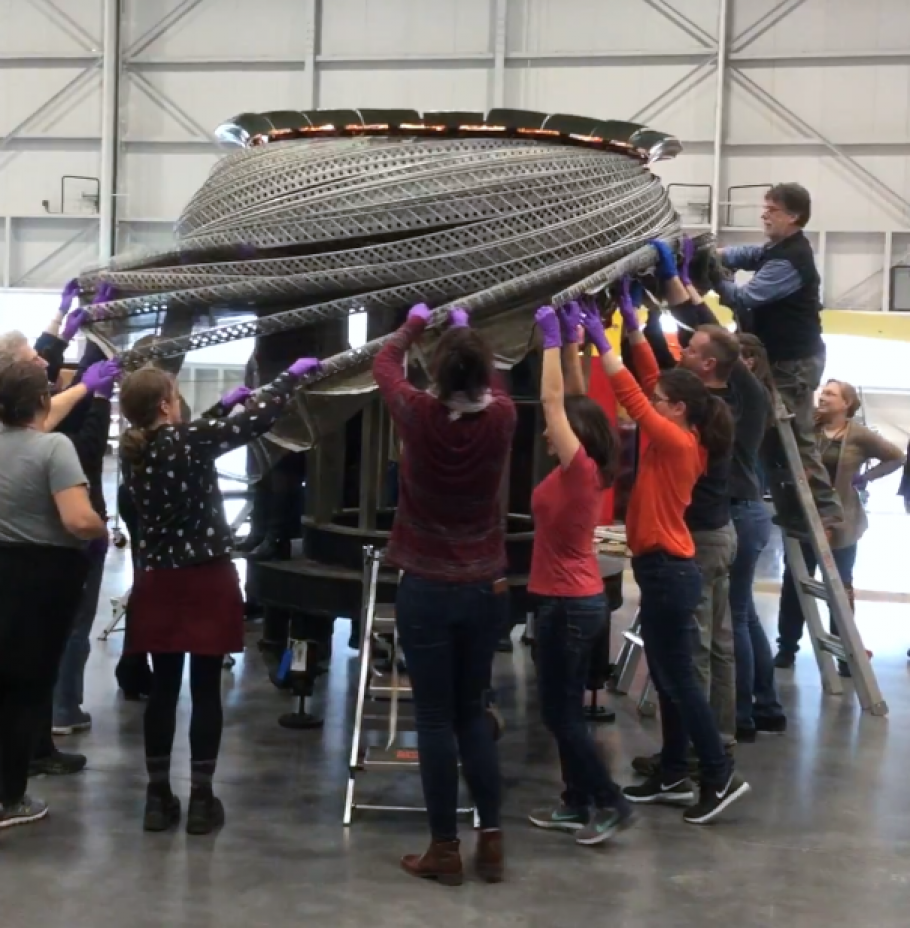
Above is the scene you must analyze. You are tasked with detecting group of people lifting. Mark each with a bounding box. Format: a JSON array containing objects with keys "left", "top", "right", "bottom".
[{"left": 0, "top": 181, "right": 899, "bottom": 886}]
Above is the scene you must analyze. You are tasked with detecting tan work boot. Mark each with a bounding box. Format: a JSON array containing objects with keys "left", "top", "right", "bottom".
[{"left": 401, "top": 839, "right": 463, "bottom": 886}]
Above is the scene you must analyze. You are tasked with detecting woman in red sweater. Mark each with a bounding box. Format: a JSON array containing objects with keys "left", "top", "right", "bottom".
[
  {"left": 525, "top": 303, "right": 629, "bottom": 846},
  {"left": 581, "top": 273, "right": 751, "bottom": 825},
  {"left": 373, "top": 304, "right": 517, "bottom": 886}
]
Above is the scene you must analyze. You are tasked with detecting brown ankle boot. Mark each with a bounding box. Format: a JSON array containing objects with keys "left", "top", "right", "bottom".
[
  {"left": 401, "top": 839, "right": 463, "bottom": 886},
  {"left": 475, "top": 829, "right": 504, "bottom": 883}
]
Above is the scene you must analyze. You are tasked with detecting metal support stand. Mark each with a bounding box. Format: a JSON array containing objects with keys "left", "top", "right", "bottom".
[{"left": 343, "top": 546, "right": 476, "bottom": 826}]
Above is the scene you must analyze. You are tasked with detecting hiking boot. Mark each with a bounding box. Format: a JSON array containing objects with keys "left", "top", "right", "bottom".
[
  {"left": 401, "top": 839, "right": 463, "bottom": 886},
  {"left": 186, "top": 793, "right": 225, "bottom": 836},
  {"left": 474, "top": 830, "right": 504, "bottom": 883}
]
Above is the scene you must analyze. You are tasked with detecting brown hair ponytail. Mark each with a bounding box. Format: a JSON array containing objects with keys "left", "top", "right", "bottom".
[
  {"left": 658, "top": 367, "right": 734, "bottom": 459},
  {"left": 119, "top": 366, "right": 176, "bottom": 467}
]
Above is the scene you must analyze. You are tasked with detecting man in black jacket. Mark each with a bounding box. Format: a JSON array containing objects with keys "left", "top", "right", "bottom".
[{"left": 716, "top": 183, "right": 842, "bottom": 530}]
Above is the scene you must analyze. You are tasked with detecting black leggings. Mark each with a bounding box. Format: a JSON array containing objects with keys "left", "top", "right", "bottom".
[
  {"left": 144, "top": 654, "right": 224, "bottom": 764},
  {"left": 0, "top": 544, "right": 87, "bottom": 805}
]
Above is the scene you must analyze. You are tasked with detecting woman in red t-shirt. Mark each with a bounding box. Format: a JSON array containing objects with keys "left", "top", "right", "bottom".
[{"left": 526, "top": 303, "right": 629, "bottom": 847}]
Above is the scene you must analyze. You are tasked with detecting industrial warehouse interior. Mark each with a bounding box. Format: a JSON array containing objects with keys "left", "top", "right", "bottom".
[{"left": 3, "top": 1, "right": 910, "bottom": 927}]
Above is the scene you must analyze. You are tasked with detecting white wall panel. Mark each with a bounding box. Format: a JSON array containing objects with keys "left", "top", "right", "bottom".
[
  {"left": 321, "top": 0, "right": 491, "bottom": 57},
  {"left": 319, "top": 67, "right": 490, "bottom": 111},
  {"left": 824, "top": 233, "right": 887, "bottom": 306},
  {"left": 120, "top": 150, "right": 220, "bottom": 219},
  {"left": 0, "top": 0, "right": 102, "bottom": 55},
  {"left": 507, "top": 0, "right": 716, "bottom": 53},
  {"left": 504, "top": 64, "right": 715, "bottom": 137},
  {"left": 8, "top": 217, "right": 98, "bottom": 287},
  {"left": 123, "top": 0, "right": 311, "bottom": 59}
]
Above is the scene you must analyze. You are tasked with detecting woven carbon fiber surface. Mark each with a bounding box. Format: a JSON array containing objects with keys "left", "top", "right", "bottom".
[{"left": 78, "top": 110, "right": 691, "bottom": 453}]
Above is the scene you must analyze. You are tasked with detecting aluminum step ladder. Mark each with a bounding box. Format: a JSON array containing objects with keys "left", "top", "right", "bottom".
[
  {"left": 608, "top": 408, "right": 887, "bottom": 717},
  {"left": 343, "top": 545, "right": 477, "bottom": 825}
]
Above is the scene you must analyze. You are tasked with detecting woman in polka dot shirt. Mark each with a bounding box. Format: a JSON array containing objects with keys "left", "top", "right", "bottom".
[{"left": 118, "top": 356, "right": 320, "bottom": 835}]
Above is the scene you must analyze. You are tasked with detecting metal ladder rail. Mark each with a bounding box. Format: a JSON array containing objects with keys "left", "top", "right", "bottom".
[{"left": 774, "top": 413, "right": 887, "bottom": 715}]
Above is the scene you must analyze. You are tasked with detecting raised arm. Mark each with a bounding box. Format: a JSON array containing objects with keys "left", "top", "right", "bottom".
[
  {"left": 716, "top": 258, "right": 802, "bottom": 315},
  {"left": 373, "top": 304, "right": 433, "bottom": 431},
  {"left": 536, "top": 306, "right": 581, "bottom": 470},
  {"left": 184, "top": 359, "right": 320, "bottom": 457},
  {"left": 581, "top": 303, "right": 689, "bottom": 451},
  {"left": 720, "top": 245, "right": 764, "bottom": 272},
  {"left": 558, "top": 301, "right": 586, "bottom": 396}
]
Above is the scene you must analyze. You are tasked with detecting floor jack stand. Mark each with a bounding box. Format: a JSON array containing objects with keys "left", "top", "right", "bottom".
[{"left": 276, "top": 638, "right": 325, "bottom": 730}]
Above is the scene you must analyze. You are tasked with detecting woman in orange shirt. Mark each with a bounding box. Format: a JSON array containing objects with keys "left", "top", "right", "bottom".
[{"left": 580, "top": 262, "right": 751, "bottom": 825}]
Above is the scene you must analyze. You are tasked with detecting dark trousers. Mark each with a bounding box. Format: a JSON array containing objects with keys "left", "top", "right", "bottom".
[
  {"left": 764, "top": 349, "right": 844, "bottom": 527},
  {"left": 777, "top": 541, "right": 858, "bottom": 656},
  {"left": 0, "top": 544, "right": 87, "bottom": 804},
  {"left": 632, "top": 551, "right": 730, "bottom": 788},
  {"left": 145, "top": 653, "right": 224, "bottom": 767},
  {"left": 396, "top": 573, "right": 502, "bottom": 841},
  {"left": 535, "top": 594, "right": 626, "bottom": 812},
  {"left": 730, "top": 501, "right": 784, "bottom": 730}
]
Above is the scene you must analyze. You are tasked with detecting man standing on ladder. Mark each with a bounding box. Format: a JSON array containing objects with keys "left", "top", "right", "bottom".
[{"left": 714, "top": 183, "right": 843, "bottom": 532}]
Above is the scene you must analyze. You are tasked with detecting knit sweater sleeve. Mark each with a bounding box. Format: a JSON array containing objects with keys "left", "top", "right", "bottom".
[{"left": 373, "top": 316, "right": 433, "bottom": 439}]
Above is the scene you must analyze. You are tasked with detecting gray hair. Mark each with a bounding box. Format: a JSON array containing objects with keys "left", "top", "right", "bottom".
[{"left": 0, "top": 331, "right": 29, "bottom": 371}]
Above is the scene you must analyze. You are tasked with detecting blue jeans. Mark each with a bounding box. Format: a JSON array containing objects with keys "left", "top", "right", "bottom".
[
  {"left": 730, "top": 501, "right": 784, "bottom": 730},
  {"left": 395, "top": 572, "right": 502, "bottom": 841},
  {"left": 54, "top": 546, "right": 106, "bottom": 718},
  {"left": 535, "top": 594, "right": 626, "bottom": 813},
  {"left": 777, "top": 542, "right": 858, "bottom": 656},
  {"left": 632, "top": 551, "right": 730, "bottom": 788}
]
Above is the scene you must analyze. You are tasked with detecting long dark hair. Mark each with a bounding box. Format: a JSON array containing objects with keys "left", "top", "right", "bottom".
[
  {"left": 119, "top": 365, "right": 176, "bottom": 466},
  {"left": 564, "top": 395, "right": 619, "bottom": 489},
  {"left": 658, "top": 367, "right": 734, "bottom": 459},
  {"left": 0, "top": 361, "right": 50, "bottom": 427},
  {"left": 431, "top": 327, "right": 494, "bottom": 403}
]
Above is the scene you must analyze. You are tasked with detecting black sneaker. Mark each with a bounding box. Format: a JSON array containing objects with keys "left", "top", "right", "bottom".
[
  {"left": 143, "top": 790, "right": 181, "bottom": 832},
  {"left": 735, "top": 725, "right": 757, "bottom": 744},
  {"left": 623, "top": 774, "right": 694, "bottom": 805},
  {"left": 683, "top": 772, "right": 751, "bottom": 824},
  {"left": 773, "top": 651, "right": 795, "bottom": 670},
  {"left": 186, "top": 793, "right": 225, "bottom": 836},
  {"left": 0, "top": 795, "right": 48, "bottom": 829},
  {"left": 528, "top": 804, "right": 589, "bottom": 832},
  {"left": 630, "top": 752, "right": 662, "bottom": 777},
  {"left": 28, "top": 750, "right": 86, "bottom": 778},
  {"left": 754, "top": 715, "right": 787, "bottom": 735}
]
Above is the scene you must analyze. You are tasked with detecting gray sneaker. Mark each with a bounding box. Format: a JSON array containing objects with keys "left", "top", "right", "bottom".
[
  {"left": 53, "top": 707, "right": 92, "bottom": 736},
  {"left": 575, "top": 806, "right": 633, "bottom": 846},
  {"left": 0, "top": 795, "right": 49, "bottom": 829},
  {"left": 528, "top": 804, "right": 588, "bottom": 832}
]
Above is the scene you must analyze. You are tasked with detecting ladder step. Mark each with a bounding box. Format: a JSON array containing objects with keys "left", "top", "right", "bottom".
[
  {"left": 798, "top": 578, "right": 829, "bottom": 601},
  {"left": 368, "top": 678, "right": 413, "bottom": 699},
  {"left": 622, "top": 631, "right": 644, "bottom": 648},
  {"left": 364, "top": 746, "right": 420, "bottom": 768},
  {"left": 373, "top": 604, "right": 396, "bottom": 630}
]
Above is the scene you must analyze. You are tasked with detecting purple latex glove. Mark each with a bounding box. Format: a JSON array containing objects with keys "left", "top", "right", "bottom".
[
  {"left": 408, "top": 303, "right": 433, "bottom": 324},
  {"left": 82, "top": 359, "right": 121, "bottom": 399},
  {"left": 580, "top": 305, "right": 611, "bottom": 355},
  {"left": 221, "top": 385, "right": 252, "bottom": 408},
  {"left": 679, "top": 235, "right": 696, "bottom": 286},
  {"left": 288, "top": 357, "right": 321, "bottom": 378},
  {"left": 535, "top": 306, "right": 562, "bottom": 350},
  {"left": 58, "top": 279, "right": 80, "bottom": 315},
  {"left": 618, "top": 276, "right": 641, "bottom": 332},
  {"left": 558, "top": 301, "right": 583, "bottom": 344},
  {"left": 93, "top": 282, "right": 114, "bottom": 304},
  {"left": 649, "top": 239, "right": 678, "bottom": 281},
  {"left": 851, "top": 473, "right": 868, "bottom": 491},
  {"left": 448, "top": 308, "right": 469, "bottom": 328},
  {"left": 61, "top": 308, "right": 91, "bottom": 343}
]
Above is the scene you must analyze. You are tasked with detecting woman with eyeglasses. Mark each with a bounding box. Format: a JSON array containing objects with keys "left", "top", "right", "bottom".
[{"left": 579, "top": 251, "right": 751, "bottom": 825}]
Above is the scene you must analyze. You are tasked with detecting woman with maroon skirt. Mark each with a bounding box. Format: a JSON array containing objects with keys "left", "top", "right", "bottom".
[{"left": 119, "top": 356, "right": 320, "bottom": 835}]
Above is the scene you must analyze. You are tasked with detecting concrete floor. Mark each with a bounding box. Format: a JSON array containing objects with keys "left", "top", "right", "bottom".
[{"left": 3, "top": 482, "right": 910, "bottom": 928}]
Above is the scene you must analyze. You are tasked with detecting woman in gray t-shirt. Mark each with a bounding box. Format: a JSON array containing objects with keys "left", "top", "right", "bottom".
[{"left": 0, "top": 361, "right": 107, "bottom": 831}]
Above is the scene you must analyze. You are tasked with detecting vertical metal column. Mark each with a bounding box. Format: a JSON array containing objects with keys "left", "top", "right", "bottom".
[
  {"left": 99, "top": 0, "right": 122, "bottom": 261},
  {"left": 304, "top": 0, "right": 320, "bottom": 110},
  {"left": 491, "top": 0, "right": 508, "bottom": 109},
  {"left": 709, "top": 0, "right": 729, "bottom": 235}
]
